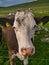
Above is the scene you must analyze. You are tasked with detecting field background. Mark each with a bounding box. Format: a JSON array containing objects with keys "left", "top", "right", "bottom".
[{"left": 0, "top": 0, "right": 49, "bottom": 65}]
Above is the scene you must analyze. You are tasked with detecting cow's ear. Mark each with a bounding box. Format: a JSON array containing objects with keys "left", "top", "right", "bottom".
[
  {"left": 6, "top": 22, "right": 11, "bottom": 27},
  {"left": 13, "top": 17, "right": 21, "bottom": 30},
  {"left": 16, "top": 18, "right": 21, "bottom": 26}
]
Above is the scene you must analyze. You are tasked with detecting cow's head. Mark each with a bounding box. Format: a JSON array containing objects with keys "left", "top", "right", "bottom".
[{"left": 13, "top": 10, "right": 36, "bottom": 57}]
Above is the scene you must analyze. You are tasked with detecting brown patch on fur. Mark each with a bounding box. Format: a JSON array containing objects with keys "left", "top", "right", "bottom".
[
  {"left": 2, "top": 26, "right": 19, "bottom": 65},
  {"left": 2, "top": 26, "right": 18, "bottom": 53}
]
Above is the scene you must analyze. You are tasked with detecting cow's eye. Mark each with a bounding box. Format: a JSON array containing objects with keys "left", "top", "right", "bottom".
[
  {"left": 22, "top": 18, "right": 25, "bottom": 22},
  {"left": 16, "top": 18, "right": 21, "bottom": 25},
  {"left": 13, "top": 27, "right": 16, "bottom": 29},
  {"left": 34, "top": 25, "right": 36, "bottom": 28},
  {"left": 13, "top": 27, "right": 18, "bottom": 31}
]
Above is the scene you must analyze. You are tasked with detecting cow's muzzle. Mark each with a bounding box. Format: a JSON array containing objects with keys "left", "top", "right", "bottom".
[{"left": 21, "top": 48, "right": 33, "bottom": 56}]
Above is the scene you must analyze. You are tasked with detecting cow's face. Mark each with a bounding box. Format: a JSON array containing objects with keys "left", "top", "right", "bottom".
[{"left": 13, "top": 10, "right": 36, "bottom": 56}]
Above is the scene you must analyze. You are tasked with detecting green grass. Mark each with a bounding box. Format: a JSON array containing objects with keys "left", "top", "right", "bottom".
[
  {"left": 0, "top": 0, "right": 49, "bottom": 65},
  {"left": 0, "top": 29, "right": 49, "bottom": 65},
  {"left": 44, "top": 22, "right": 49, "bottom": 28},
  {"left": 0, "top": 0, "right": 49, "bottom": 17}
]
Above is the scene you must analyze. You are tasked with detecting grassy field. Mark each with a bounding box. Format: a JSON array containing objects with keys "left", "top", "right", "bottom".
[
  {"left": 0, "top": 0, "right": 49, "bottom": 17},
  {"left": 0, "top": 0, "right": 49, "bottom": 65}
]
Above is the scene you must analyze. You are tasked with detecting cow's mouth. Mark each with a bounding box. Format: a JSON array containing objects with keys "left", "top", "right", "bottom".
[{"left": 21, "top": 48, "right": 33, "bottom": 56}]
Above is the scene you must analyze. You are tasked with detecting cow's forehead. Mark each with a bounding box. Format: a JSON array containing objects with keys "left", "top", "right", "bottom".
[
  {"left": 15, "top": 10, "right": 30, "bottom": 16},
  {"left": 15, "top": 10, "right": 34, "bottom": 22},
  {"left": 15, "top": 11, "right": 24, "bottom": 18},
  {"left": 13, "top": 10, "right": 36, "bottom": 29}
]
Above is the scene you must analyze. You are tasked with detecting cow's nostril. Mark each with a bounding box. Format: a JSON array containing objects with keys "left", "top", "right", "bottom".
[
  {"left": 21, "top": 48, "right": 26, "bottom": 52},
  {"left": 21, "top": 48, "right": 34, "bottom": 56},
  {"left": 31, "top": 48, "right": 33, "bottom": 53},
  {"left": 26, "top": 48, "right": 33, "bottom": 55},
  {"left": 21, "top": 48, "right": 27, "bottom": 56}
]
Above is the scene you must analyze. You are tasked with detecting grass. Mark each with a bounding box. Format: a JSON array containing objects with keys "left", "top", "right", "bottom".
[
  {"left": 0, "top": 0, "right": 49, "bottom": 65},
  {"left": 0, "top": 0, "right": 49, "bottom": 17},
  {"left": 0, "top": 29, "right": 49, "bottom": 65}
]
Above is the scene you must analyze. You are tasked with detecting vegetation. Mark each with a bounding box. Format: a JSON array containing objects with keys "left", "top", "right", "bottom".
[
  {"left": 0, "top": 0, "right": 49, "bottom": 17},
  {"left": 0, "top": 0, "right": 49, "bottom": 65}
]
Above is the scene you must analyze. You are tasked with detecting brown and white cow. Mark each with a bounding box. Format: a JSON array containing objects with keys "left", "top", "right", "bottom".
[{"left": 2, "top": 10, "right": 36, "bottom": 65}]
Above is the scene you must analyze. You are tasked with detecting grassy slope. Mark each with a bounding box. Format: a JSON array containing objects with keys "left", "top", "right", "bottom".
[
  {"left": 0, "top": 0, "right": 49, "bottom": 65},
  {"left": 0, "top": 0, "right": 49, "bottom": 17}
]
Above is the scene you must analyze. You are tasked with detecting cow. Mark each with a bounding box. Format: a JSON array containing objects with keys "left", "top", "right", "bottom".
[
  {"left": 2, "top": 9, "right": 36, "bottom": 65},
  {"left": 0, "top": 14, "right": 49, "bottom": 45},
  {"left": 6, "top": 12, "right": 15, "bottom": 20},
  {"left": 0, "top": 17, "right": 14, "bottom": 44},
  {"left": 2, "top": 26, "right": 19, "bottom": 65},
  {"left": 13, "top": 10, "right": 36, "bottom": 65}
]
